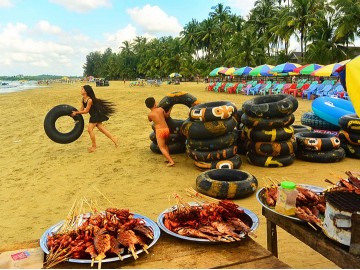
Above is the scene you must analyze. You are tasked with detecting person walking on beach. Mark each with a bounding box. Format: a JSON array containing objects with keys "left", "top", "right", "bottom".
[
  {"left": 71, "top": 85, "right": 118, "bottom": 152},
  {"left": 145, "top": 97, "right": 175, "bottom": 167}
]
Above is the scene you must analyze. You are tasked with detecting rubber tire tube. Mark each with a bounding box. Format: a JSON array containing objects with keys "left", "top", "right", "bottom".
[
  {"left": 338, "top": 114, "right": 360, "bottom": 133},
  {"left": 246, "top": 139, "right": 297, "bottom": 157},
  {"left": 194, "top": 154, "right": 242, "bottom": 171},
  {"left": 244, "top": 126, "right": 294, "bottom": 142},
  {"left": 338, "top": 129, "right": 360, "bottom": 146},
  {"left": 149, "top": 141, "right": 186, "bottom": 154},
  {"left": 149, "top": 132, "right": 186, "bottom": 143},
  {"left": 158, "top": 91, "right": 200, "bottom": 112},
  {"left": 246, "top": 151, "right": 295, "bottom": 167},
  {"left": 242, "top": 94, "right": 298, "bottom": 118},
  {"left": 295, "top": 132, "right": 341, "bottom": 151},
  {"left": 301, "top": 112, "right": 340, "bottom": 131},
  {"left": 189, "top": 101, "right": 237, "bottom": 122},
  {"left": 195, "top": 169, "right": 258, "bottom": 199},
  {"left": 186, "top": 131, "right": 238, "bottom": 151},
  {"left": 296, "top": 148, "right": 346, "bottom": 163},
  {"left": 152, "top": 117, "right": 184, "bottom": 135},
  {"left": 44, "top": 104, "right": 84, "bottom": 144},
  {"left": 235, "top": 108, "right": 244, "bottom": 124},
  {"left": 292, "top": 124, "right": 313, "bottom": 134},
  {"left": 241, "top": 113, "right": 295, "bottom": 130},
  {"left": 186, "top": 144, "right": 237, "bottom": 162},
  {"left": 181, "top": 117, "right": 237, "bottom": 139},
  {"left": 340, "top": 142, "right": 360, "bottom": 159}
]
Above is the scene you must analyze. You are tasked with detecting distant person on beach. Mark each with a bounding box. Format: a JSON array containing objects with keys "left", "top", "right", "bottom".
[
  {"left": 71, "top": 85, "right": 118, "bottom": 152},
  {"left": 145, "top": 97, "right": 174, "bottom": 167}
]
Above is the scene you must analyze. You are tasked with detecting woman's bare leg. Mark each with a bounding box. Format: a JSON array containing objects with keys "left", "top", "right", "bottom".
[
  {"left": 88, "top": 123, "right": 97, "bottom": 152},
  {"left": 96, "top": 123, "right": 118, "bottom": 147}
]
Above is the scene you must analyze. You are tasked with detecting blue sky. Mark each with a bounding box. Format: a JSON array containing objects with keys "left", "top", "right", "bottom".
[{"left": 0, "top": 0, "right": 259, "bottom": 76}]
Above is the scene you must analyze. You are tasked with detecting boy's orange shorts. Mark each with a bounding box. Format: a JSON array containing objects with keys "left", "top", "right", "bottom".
[{"left": 156, "top": 128, "right": 170, "bottom": 140}]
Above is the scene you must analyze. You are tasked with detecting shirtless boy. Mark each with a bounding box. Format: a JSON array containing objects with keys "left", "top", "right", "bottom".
[{"left": 145, "top": 97, "right": 175, "bottom": 167}]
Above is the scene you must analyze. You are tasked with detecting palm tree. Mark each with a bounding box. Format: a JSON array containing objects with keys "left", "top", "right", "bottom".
[{"left": 332, "top": 0, "right": 360, "bottom": 46}]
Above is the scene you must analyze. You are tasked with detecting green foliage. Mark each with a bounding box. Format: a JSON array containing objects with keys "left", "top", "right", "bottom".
[{"left": 82, "top": 0, "right": 360, "bottom": 79}]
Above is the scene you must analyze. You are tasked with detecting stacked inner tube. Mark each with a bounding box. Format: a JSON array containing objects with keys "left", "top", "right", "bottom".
[
  {"left": 241, "top": 94, "right": 298, "bottom": 167},
  {"left": 195, "top": 169, "right": 258, "bottom": 199},
  {"left": 295, "top": 131, "right": 345, "bottom": 162},
  {"left": 149, "top": 92, "right": 199, "bottom": 154},
  {"left": 338, "top": 114, "right": 360, "bottom": 159},
  {"left": 301, "top": 112, "right": 340, "bottom": 133},
  {"left": 181, "top": 101, "right": 241, "bottom": 170}
]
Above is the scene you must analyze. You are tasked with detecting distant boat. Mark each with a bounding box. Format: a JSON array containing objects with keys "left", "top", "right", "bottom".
[{"left": 1, "top": 82, "right": 9, "bottom": 86}]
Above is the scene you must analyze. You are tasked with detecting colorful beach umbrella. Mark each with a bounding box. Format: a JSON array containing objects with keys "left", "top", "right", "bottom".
[
  {"left": 270, "top": 62, "right": 301, "bottom": 74},
  {"left": 218, "top": 67, "right": 229, "bottom": 75},
  {"left": 209, "top": 67, "right": 226, "bottom": 76},
  {"left": 338, "top": 55, "right": 360, "bottom": 116},
  {"left": 311, "top": 60, "right": 350, "bottom": 77},
  {"left": 224, "top": 67, "right": 237, "bottom": 75},
  {"left": 293, "top": 63, "right": 323, "bottom": 75},
  {"left": 233, "top": 66, "right": 253, "bottom": 76},
  {"left": 169, "top": 73, "right": 182, "bottom": 78},
  {"left": 249, "top": 64, "right": 274, "bottom": 76}
]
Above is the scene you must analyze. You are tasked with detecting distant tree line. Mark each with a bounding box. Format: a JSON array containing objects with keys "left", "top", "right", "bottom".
[{"left": 83, "top": 0, "right": 360, "bottom": 80}]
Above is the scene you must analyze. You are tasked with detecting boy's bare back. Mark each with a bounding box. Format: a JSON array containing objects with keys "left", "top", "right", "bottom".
[{"left": 148, "top": 107, "right": 168, "bottom": 129}]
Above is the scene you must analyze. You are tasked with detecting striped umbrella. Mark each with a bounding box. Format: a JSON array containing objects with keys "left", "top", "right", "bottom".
[
  {"left": 293, "top": 63, "right": 323, "bottom": 75},
  {"left": 338, "top": 56, "right": 360, "bottom": 116},
  {"left": 270, "top": 62, "right": 301, "bottom": 74},
  {"left": 209, "top": 67, "right": 227, "bottom": 76},
  {"left": 233, "top": 66, "right": 253, "bottom": 76},
  {"left": 249, "top": 64, "right": 274, "bottom": 76},
  {"left": 311, "top": 60, "right": 350, "bottom": 77},
  {"left": 224, "top": 67, "right": 237, "bottom": 75}
]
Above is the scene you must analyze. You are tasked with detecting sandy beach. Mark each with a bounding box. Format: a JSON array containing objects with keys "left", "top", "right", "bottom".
[{"left": 0, "top": 81, "right": 358, "bottom": 268}]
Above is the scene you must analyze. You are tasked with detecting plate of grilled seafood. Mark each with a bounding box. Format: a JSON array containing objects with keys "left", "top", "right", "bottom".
[
  {"left": 157, "top": 201, "right": 259, "bottom": 242},
  {"left": 40, "top": 208, "right": 160, "bottom": 268},
  {"left": 256, "top": 184, "right": 326, "bottom": 225}
]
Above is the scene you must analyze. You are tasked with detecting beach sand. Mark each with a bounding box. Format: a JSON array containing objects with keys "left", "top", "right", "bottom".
[{"left": 0, "top": 81, "right": 357, "bottom": 268}]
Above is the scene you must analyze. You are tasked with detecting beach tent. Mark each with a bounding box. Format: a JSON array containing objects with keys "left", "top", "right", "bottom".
[{"left": 338, "top": 55, "right": 360, "bottom": 116}]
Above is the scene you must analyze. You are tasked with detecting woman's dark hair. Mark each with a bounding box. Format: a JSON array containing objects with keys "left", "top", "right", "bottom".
[{"left": 83, "top": 85, "right": 116, "bottom": 116}]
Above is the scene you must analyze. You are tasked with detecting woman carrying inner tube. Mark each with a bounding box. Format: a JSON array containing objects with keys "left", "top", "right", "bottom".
[{"left": 71, "top": 85, "right": 118, "bottom": 152}]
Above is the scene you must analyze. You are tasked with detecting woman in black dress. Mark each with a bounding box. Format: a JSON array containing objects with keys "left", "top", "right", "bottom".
[{"left": 71, "top": 85, "right": 118, "bottom": 152}]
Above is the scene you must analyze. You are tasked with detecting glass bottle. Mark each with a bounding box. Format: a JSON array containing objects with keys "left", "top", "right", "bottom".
[{"left": 275, "top": 181, "right": 298, "bottom": 216}]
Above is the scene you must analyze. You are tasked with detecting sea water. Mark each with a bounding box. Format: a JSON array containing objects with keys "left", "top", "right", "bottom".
[{"left": 0, "top": 81, "right": 47, "bottom": 94}]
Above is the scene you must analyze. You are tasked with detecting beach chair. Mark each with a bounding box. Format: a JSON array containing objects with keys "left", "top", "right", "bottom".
[
  {"left": 227, "top": 83, "right": 239, "bottom": 94},
  {"left": 302, "top": 83, "right": 317, "bottom": 99},
  {"left": 271, "top": 83, "right": 284, "bottom": 94},
  {"left": 213, "top": 82, "right": 223, "bottom": 92},
  {"left": 248, "top": 83, "right": 262, "bottom": 95},
  {"left": 283, "top": 83, "right": 296, "bottom": 94},
  {"left": 206, "top": 82, "right": 217, "bottom": 91},
  {"left": 235, "top": 83, "right": 244, "bottom": 94},
  {"left": 224, "top": 83, "right": 233, "bottom": 93},
  {"left": 316, "top": 84, "right": 332, "bottom": 97}
]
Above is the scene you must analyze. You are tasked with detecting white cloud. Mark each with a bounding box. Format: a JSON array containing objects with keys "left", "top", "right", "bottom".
[
  {"left": 0, "top": 21, "right": 99, "bottom": 75},
  {"left": 35, "top": 20, "right": 62, "bottom": 35},
  {"left": 224, "top": 0, "right": 255, "bottom": 17},
  {"left": 0, "top": 0, "right": 13, "bottom": 8},
  {"left": 104, "top": 24, "right": 138, "bottom": 49},
  {"left": 127, "top": 4, "right": 183, "bottom": 36},
  {"left": 49, "top": 0, "right": 112, "bottom": 13}
]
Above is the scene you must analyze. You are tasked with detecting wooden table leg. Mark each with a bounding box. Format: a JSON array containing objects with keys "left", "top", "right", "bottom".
[{"left": 266, "top": 218, "right": 278, "bottom": 257}]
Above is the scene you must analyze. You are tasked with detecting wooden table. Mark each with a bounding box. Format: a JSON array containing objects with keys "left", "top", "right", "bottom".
[
  {"left": 262, "top": 206, "right": 360, "bottom": 269},
  {"left": 0, "top": 233, "right": 290, "bottom": 269}
]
